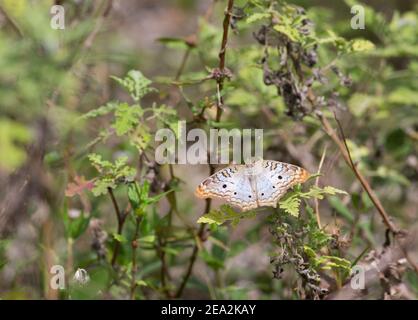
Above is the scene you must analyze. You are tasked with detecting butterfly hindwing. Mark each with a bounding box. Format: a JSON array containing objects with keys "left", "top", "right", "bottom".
[{"left": 256, "top": 160, "right": 310, "bottom": 207}]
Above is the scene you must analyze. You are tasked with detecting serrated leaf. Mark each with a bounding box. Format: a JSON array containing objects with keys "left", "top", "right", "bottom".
[
  {"left": 81, "top": 102, "right": 117, "bottom": 120},
  {"left": 65, "top": 175, "right": 95, "bottom": 197},
  {"left": 279, "top": 195, "right": 301, "bottom": 217},
  {"left": 246, "top": 12, "right": 271, "bottom": 24},
  {"left": 322, "top": 186, "right": 348, "bottom": 196},
  {"left": 111, "top": 70, "right": 156, "bottom": 102},
  {"left": 273, "top": 24, "right": 301, "bottom": 42},
  {"left": 113, "top": 103, "right": 143, "bottom": 136},
  {"left": 130, "top": 124, "right": 151, "bottom": 152},
  {"left": 88, "top": 153, "right": 136, "bottom": 196},
  {"left": 279, "top": 185, "right": 347, "bottom": 217}
]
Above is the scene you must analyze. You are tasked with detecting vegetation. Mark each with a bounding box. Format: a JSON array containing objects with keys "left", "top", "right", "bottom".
[{"left": 0, "top": 0, "right": 417, "bottom": 300}]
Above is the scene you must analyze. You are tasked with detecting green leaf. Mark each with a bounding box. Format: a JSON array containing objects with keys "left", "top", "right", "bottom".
[
  {"left": 111, "top": 70, "right": 156, "bottom": 102},
  {"left": 81, "top": 102, "right": 117, "bottom": 120},
  {"left": 197, "top": 205, "right": 256, "bottom": 226},
  {"left": 130, "top": 124, "right": 151, "bottom": 152},
  {"left": 199, "top": 249, "right": 224, "bottom": 270},
  {"left": 88, "top": 154, "right": 136, "bottom": 196},
  {"left": 350, "top": 39, "right": 375, "bottom": 52},
  {"left": 246, "top": 12, "right": 271, "bottom": 24},
  {"left": 273, "top": 24, "right": 301, "bottom": 42},
  {"left": 137, "top": 235, "right": 156, "bottom": 244},
  {"left": 0, "top": 118, "right": 31, "bottom": 171},
  {"left": 279, "top": 195, "right": 301, "bottom": 217},
  {"left": 128, "top": 182, "right": 141, "bottom": 209},
  {"left": 328, "top": 196, "right": 354, "bottom": 223},
  {"left": 113, "top": 233, "right": 127, "bottom": 243},
  {"left": 157, "top": 37, "right": 192, "bottom": 49},
  {"left": 113, "top": 103, "right": 143, "bottom": 136},
  {"left": 279, "top": 185, "right": 347, "bottom": 217},
  {"left": 136, "top": 280, "right": 148, "bottom": 287},
  {"left": 322, "top": 186, "right": 348, "bottom": 196}
]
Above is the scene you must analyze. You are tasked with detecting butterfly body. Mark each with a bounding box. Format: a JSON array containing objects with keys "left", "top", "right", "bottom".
[{"left": 195, "top": 160, "right": 310, "bottom": 211}]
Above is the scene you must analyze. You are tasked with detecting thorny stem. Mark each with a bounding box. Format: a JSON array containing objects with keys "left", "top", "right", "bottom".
[
  {"left": 215, "top": 0, "right": 235, "bottom": 122},
  {"left": 175, "top": 0, "right": 234, "bottom": 298}
]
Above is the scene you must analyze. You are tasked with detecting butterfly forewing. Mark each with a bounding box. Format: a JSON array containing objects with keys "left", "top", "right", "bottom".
[{"left": 195, "top": 165, "right": 258, "bottom": 211}]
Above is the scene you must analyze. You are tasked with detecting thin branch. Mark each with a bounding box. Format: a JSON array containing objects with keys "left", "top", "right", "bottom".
[
  {"left": 218, "top": 0, "right": 234, "bottom": 71},
  {"left": 215, "top": 0, "right": 235, "bottom": 122},
  {"left": 175, "top": 0, "right": 234, "bottom": 298},
  {"left": 157, "top": 235, "right": 173, "bottom": 298},
  {"left": 175, "top": 48, "right": 192, "bottom": 81},
  {"left": 108, "top": 188, "right": 129, "bottom": 266},
  {"left": 314, "top": 145, "right": 327, "bottom": 228},
  {"left": 130, "top": 216, "right": 142, "bottom": 300},
  {"left": 0, "top": 5, "right": 24, "bottom": 37},
  {"left": 175, "top": 199, "right": 211, "bottom": 298},
  {"left": 332, "top": 113, "right": 398, "bottom": 234}
]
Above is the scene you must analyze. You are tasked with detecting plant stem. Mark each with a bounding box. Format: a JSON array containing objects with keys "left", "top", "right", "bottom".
[
  {"left": 215, "top": 0, "right": 235, "bottom": 122},
  {"left": 175, "top": 0, "right": 234, "bottom": 298},
  {"left": 0, "top": 5, "right": 24, "bottom": 37},
  {"left": 158, "top": 235, "right": 172, "bottom": 298},
  {"left": 317, "top": 113, "right": 399, "bottom": 234},
  {"left": 175, "top": 199, "right": 211, "bottom": 298},
  {"left": 175, "top": 48, "right": 191, "bottom": 80},
  {"left": 108, "top": 187, "right": 128, "bottom": 266},
  {"left": 314, "top": 145, "right": 327, "bottom": 228},
  {"left": 130, "top": 216, "right": 142, "bottom": 300}
]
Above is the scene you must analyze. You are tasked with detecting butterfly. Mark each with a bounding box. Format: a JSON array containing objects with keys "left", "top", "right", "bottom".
[{"left": 195, "top": 159, "right": 310, "bottom": 211}]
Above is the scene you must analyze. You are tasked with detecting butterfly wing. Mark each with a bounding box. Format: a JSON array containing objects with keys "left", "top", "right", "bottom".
[
  {"left": 195, "top": 165, "right": 258, "bottom": 211},
  {"left": 255, "top": 160, "right": 310, "bottom": 208}
]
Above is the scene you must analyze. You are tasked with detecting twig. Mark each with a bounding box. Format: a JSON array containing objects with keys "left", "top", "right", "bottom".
[
  {"left": 175, "top": 48, "right": 192, "bottom": 81},
  {"left": 175, "top": 0, "right": 234, "bottom": 298},
  {"left": 314, "top": 145, "right": 327, "bottom": 228},
  {"left": 215, "top": 0, "right": 235, "bottom": 122},
  {"left": 130, "top": 216, "right": 142, "bottom": 300},
  {"left": 320, "top": 112, "right": 418, "bottom": 274},
  {"left": 327, "top": 244, "right": 405, "bottom": 300},
  {"left": 157, "top": 235, "right": 173, "bottom": 298},
  {"left": 0, "top": 5, "right": 24, "bottom": 37},
  {"left": 175, "top": 199, "right": 211, "bottom": 298},
  {"left": 108, "top": 188, "right": 129, "bottom": 266},
  {"left": 332, "top": 113, "right": 398, "bottom": 234}
]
